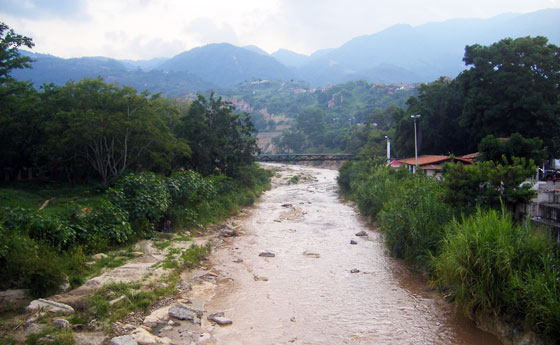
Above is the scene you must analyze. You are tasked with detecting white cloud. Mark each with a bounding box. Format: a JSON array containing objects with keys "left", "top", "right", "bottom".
[{"left": 0, "top": 0, "right": 558, "bottom": 59}]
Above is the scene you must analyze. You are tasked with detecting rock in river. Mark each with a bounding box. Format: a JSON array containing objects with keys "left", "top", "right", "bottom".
[
  {"left": 168, "top": 302, "right": 205, "bottom": 323},
  {"left": 208, "top": 312, "right": 233, "bottom": 326},
  {"left": 350, "top": 240, "right": 358, "bottom": 245},
  {"left": 355, "top": 231, "right": 368, "bottom": 237},
  {"left": 259, "top": 251, "right": 276, "bottom": 257}
]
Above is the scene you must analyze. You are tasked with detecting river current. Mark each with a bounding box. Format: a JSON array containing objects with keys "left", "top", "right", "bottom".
[{"left": 201, "top": 164, "right": 501, "bottom": 345}]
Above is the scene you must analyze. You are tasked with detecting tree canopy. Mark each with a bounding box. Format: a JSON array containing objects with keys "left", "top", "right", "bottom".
[
  {"left": 0, "top": 22, "right": 34, "bottom": 83},
  {"left": 458, "top": 36, "right": 560, "bottom": 155}
]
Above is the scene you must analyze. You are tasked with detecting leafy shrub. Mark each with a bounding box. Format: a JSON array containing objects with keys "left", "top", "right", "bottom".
[
  {"left": 67, "top": 200, "right": 132, "bottom": 246},
  {"left": 378, "top": 174, "right": 453, "bottom": 270},
  {"left": 0, "top": 207, "right": 75, "bottom": 250},
  {"left": 108, "top": 172, "right": 171, "bottom": 233},
  {"left": 434, "top": 209, "right": 560, "bottom": 338},
  {"left": 0, "top": 226, "right": 65, "bottom": 297}
]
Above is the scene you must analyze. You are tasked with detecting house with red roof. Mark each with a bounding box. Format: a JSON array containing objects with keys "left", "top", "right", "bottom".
[{"left": 390, "top": 153, "right": 477, "bottom": 177}]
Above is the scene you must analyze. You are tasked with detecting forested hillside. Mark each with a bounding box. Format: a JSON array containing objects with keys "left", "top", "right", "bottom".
[{"left": 216, "top": 80, "right": 417, "bottom": 153}]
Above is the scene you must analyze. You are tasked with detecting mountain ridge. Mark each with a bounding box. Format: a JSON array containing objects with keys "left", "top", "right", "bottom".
[{"left": 10, "top": 8, "right": 560, "bottom": 92}]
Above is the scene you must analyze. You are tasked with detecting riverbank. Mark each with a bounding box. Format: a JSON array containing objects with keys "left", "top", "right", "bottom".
[
  {"left": 198, "top": 164, "right": 501, "bottom": 344},
  {"left": 338, "top": 161, "right": 559, "bottom": 345}
]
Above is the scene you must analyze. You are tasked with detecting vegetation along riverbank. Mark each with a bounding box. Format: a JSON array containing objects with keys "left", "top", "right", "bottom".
[
  {"left": 0, "top": 23, "right": 273, "bottom": 344},
  {"left": 338, "top": 159, "right": 559, "bottom": 344}
]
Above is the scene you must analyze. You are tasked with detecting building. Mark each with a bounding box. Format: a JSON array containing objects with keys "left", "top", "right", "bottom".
[{"left": 391, "top": 154, "right": 477, "bottom": 177}]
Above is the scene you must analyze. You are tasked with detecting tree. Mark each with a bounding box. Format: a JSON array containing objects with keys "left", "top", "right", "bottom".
[
  {"left": 0, "top": 22, "right": 34, "bottom": 83},
  {"left": 178, "top": 94, "right": 259, "bottom": 176},
  {"left": 442, "top": 157, "right": 536, "bottom": 213},
  {"left": 0, "top": 22, "right": 38, "bottom": 180},
  {"left": 478, "top": 133, "right": 546, "bottom": 165},
  {"left": 458, "top": 36, "right": 560, "bottom": 156},
  {"left": 394, "top": 77, "right": 471, "bottom": 158},
  {"left": 41, "top": 78, "right": 179, "bottom": 183}
]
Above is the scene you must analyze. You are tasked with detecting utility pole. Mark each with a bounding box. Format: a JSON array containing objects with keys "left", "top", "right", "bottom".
[
  {"left": 385, "top": 136, "right": 390, "bottom": 166},
  {"left": 411, "top": 114, "right": 421, "bottom": 173}
]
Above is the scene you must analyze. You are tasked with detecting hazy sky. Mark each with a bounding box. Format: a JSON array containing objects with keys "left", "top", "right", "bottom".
[{"left": 1, "top": 0, "right": 559, "bottom": 60}]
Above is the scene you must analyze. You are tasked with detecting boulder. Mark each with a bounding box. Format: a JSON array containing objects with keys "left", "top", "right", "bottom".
[
  {"left": 350, "top": 269, "right": 360, "bottom": 273},
  {"left": 207, "top": 312, "right": 232, "bottom": 326},
  {"left": 53, "top": 318, "right": 70, "bottom": 329},
  {"left": 110, "top": 335, "right": 138, "bottom": 345},
  {"left": 303, "top": 251, "right": 320, "bottom": 258},
  {"left": 355, "top": 231, "right": 368, "bottom": 237},
  {"left": 143, "top": 306, "right": 171, "bottom": 327},
  {"left": 259, "top": 251, "right": 275, "bottom": 257},
  {"left": 27, "top": 299, "right": 75, "bottom": 315},
  {"left": 218, "top": 225, "right": 237, "bottom": 237},
  {"left": 168, "top": 303, "right": 204, "bottom": 322},
  {"left": 350, "top": 240, "right": 358, "bottom": 245},
  {"left": 91, "top": 253, "right": 108, "bottom": 260},
  {"left": 130, "top": 327, "right": 159, "bottom": 345}
]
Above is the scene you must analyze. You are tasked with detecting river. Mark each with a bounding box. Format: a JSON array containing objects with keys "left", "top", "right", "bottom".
[{"left": 201, "top": 164, "right": 502, "bottom": 345}]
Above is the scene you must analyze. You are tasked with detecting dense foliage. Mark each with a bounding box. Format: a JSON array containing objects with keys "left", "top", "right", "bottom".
[
  {"left": 0, "top": 164, "right": 271, "bottom": 297},
  {"left": 217, "top": 79, "right": 416, "bottom": 153},
  {"left": 339, "top": 160, "right": 558, "bottom": 339},
  {"left": 393, "top": 36, "right": 560, "bottom": 158},
  {"left": 0, "top": 24, "right": 271, "bottom": 299},
  {"left": 436, "top": 209, "right": 560, "bottom": 338}
]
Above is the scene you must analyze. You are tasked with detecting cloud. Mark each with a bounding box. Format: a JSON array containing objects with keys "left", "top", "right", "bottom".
[
  {"left": 185, "top": 18, "right": 240, "bottom": 46},
  {"left": 0, "top": 0, "right": 88, "bottom": 19},
  {"left": 103, "top": 31, "right": 187, "bottom": 59}
]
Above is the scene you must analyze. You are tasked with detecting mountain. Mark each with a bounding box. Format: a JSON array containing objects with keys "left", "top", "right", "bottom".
[
  {"left": 119, "top": 57, "right": 170, "bottom": 71},
  {"left": 243, "top": 45, "right": 269, "bottom": 56},
  {"left": 159, "top": 43, "right": 294, "bottom": 87},
  {"left": 271, "top": 49, "right": 310, "bottom": 67},
  {"left": 9, "top": 8, "right": 560, "bottom": 91},
  {"left": 298, "top": 8, "right": 560, "bottom": 85},
  {"left": 12, "top": 51, "right": 215, "bottom": 97}
]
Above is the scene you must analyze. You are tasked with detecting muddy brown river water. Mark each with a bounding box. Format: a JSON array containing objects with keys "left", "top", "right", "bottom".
[{"left": 201, "top": 164, "right": 502, "bottom": 345}]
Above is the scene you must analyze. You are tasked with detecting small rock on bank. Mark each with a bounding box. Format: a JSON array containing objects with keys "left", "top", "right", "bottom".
[
  {"left": 208, "top": 312, "right": 233, "bottom": 326},
  {"left": 27, "top": 299, "right": 74, "bottom": 315},
  {"left": 110, "top": 335, "right": 137, "bottom": 345}
]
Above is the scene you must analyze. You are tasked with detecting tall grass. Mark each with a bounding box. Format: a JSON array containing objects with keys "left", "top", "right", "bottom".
[
  {"left": 434, "top": 208, "right": 560, "bottom": 338},
  {"left": 378, "top": 174, "right": 453, "bottom": 270}
]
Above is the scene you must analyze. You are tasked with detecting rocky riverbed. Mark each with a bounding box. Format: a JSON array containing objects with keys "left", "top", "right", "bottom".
[{"left": 2, "top": 163, "right": 506, "bottom": 345}]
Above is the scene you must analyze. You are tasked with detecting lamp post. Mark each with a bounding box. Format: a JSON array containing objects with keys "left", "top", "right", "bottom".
[
  {"left": 410, "top": 114, "right": 421, "bottom": 173},
  {"left": 385, "top": 136, "right": 390, "bottom": 166}
]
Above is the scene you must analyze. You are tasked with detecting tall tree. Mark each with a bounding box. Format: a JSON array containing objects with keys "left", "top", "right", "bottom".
[
  {"left": 42, "top": 78, "right": 178, "bottom": 183},
  {"left": 0, "top": 22, "right": 39, "bottom": 180},
  {"left": 458, "top": 36, "right": 560, "bottom": 156},
  {"left": 178, "top": 94, "right": 259, "bottom": 176},
  {"left": 0, "top": 22, "right": 34, "bottom": 83}
]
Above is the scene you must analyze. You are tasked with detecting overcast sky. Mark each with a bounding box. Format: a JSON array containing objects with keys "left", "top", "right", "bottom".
[{"left": 1, "top": 0, "right": 559, "bottom": 60}]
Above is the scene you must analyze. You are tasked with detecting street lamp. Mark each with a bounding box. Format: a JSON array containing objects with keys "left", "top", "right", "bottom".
[
  {"left": 385, "top": 136, "right": 390, "bottom": 166},
  {"left": 410, "top": 114, "right": 421, "bottom": 173}
]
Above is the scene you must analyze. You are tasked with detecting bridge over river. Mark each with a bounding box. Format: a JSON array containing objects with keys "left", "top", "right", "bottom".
[{"left": 256, "top": 153, "right": 355, "bottom": 162}]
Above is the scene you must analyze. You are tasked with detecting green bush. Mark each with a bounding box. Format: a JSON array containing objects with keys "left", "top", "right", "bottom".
[
  {"left": 0, "top": 226, "right": 65, "bottom": 296},
  {"left": 378, "top": 174, "right": 453, "bottom": 270},
  {"left": 108, "top": 172, "right": 171, "bottom": 233},
  {"left": 434, "top": 209, "right": 560, "bottom": 338},
  {"left": 67, "top": 200, "right": 132, "bottom": 246}
]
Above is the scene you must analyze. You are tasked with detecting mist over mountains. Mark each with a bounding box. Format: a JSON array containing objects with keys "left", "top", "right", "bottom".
[{"left": 11, "top": 8, "right": 560, "bottom": 95}]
